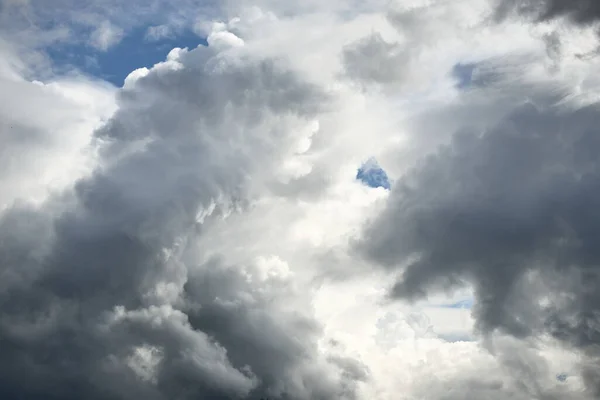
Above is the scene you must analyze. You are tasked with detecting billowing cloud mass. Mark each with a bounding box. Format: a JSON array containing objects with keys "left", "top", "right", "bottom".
[
  {"left": 359, "top": 95, "right": 600, "bottom": 392},
  {"left": 2, "top": 0, "right": 600, "bottom": 399},
  {"left": 496, "top": 0, "right": 600, "bottom": 25}
]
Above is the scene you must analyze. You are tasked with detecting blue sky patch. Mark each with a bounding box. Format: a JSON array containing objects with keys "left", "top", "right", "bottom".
[
  {"left": 438, "top": 298, "right": 474, "bottom": 309},
  {"left": 47, "top": 27, "right": 207, "bottom": 86},
  {"left": 452, "top": 62, "right": 477, "bottom": 89},
  {"left": 356, "top": 158, "right": 391, "bottom": 190},
  {"left": 438, "top": 333, "right": 475, "bottom": 343}
]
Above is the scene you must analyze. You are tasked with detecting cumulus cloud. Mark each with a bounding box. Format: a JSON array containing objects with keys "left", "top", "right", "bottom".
[
  {"left": 0, "top": 35, "right": 363, "bottom": 399},
  {"left": 0, "top": 52, "right": 115, "bottom": 209},
  {"left": 358, "top": 51, "right": 600, "bottom": 398},
  {"left": 4, "top": 0, "right": 600, "bottom": 399}
]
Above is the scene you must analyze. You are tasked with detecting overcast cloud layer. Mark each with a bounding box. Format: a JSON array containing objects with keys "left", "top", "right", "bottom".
[{"left": 1, "top": 0, "right": 600, "bottom": 399}]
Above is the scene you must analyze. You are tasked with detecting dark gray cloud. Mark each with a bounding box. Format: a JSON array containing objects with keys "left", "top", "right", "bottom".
[
  {"left": 358, "top": 86, "right": 600, "bottom": 395},
  {"left": 0, "top": 43, "right": 363, "bottom": 399},
  {"left": 496, "top": 0, "right": 600, "bottom": 25},
  {"left": 183, "top": 257, "right": 368, "bottom": 399}
]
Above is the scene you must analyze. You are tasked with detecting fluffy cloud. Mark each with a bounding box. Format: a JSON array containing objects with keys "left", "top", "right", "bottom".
[
  {"left": 0, "top": 48, "right": 116, "bottom": 209},
  {"left": 0, "top": 36, "right": 362, "bottom": 399},
  {"left": 3, "top": 0, "right": 600, "bottom": 399},
  {"left": 357, "top": 31, "right": 600, "bottom": 400}
]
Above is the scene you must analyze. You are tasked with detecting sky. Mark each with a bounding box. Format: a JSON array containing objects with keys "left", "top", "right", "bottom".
[
  {"left": 46, "top": 27, "right": 207, "bottom": 86},
  {"left": 1, "top": 0, "right": 600, "bottom": 399}
]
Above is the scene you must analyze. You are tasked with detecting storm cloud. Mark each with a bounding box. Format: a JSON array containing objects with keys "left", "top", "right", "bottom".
[
  {"left": 358, "top": 85, "right": 600, "bottom": 395},
  {"left": 496, "top": 0, "right": 600, "bottom": 25},
  {"left": 0, "top": 40, "right": 363, "bottom": 400}
]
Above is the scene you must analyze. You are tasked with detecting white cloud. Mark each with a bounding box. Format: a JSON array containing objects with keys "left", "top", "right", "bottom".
[
  {"left": 145, "top": 24, "right": 173, "bottom": 41},
  {"left": 0, "top": 50, "right": 116, "bottom": 210},
  {"left": 89, "top": 20, "right": 124, "bottom": 51}
]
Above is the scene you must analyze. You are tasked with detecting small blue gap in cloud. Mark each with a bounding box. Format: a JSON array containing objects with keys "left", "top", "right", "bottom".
[
  {"left": 452, "top": 62, "right": 477, "bottom": 89},
  {"left": 556, "top": 373, "right": 568, "bottom": 382},
  {"left": 356, "top": 158, "right": 391, "bottom": 190},
  {"left": 438, "top": 298, "right": 474, "bottom": 309},
  {"left": 47, "top": 27, "right": 208, "bottom": 87},
  {"left": 438, "top": 333, "right": 475, "bottom": 343}
]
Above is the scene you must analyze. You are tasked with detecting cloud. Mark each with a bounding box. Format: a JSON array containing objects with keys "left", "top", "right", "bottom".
[
  {"left": 182, "top": 256, "right": 368, "bottom": 399},
  {"left": 0, "top": 35, "right": 365, "bottom": 399},
  {"left": 357, "top": 55, "right": 600, "bottom": 395},
  {"left": 5, "top": 0, "right": 600, "bottom": 399},
  {"left": 342, "top": 33, "right": 409, "bottom": 86},
  {"left": 145, "top": 25, "right": 174, "bottom": 41},
  {"left": 89, "top": 21, "right": 124, "bottom": 51},
  {"left": 496, "top": 0, "right": 600, "bottom": 25},
  {"left": 452, "top": 62, "right": 478, "bottom": 89},
  {"left": 0, "top": 52, "right": 116, "bottom": 209}
]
